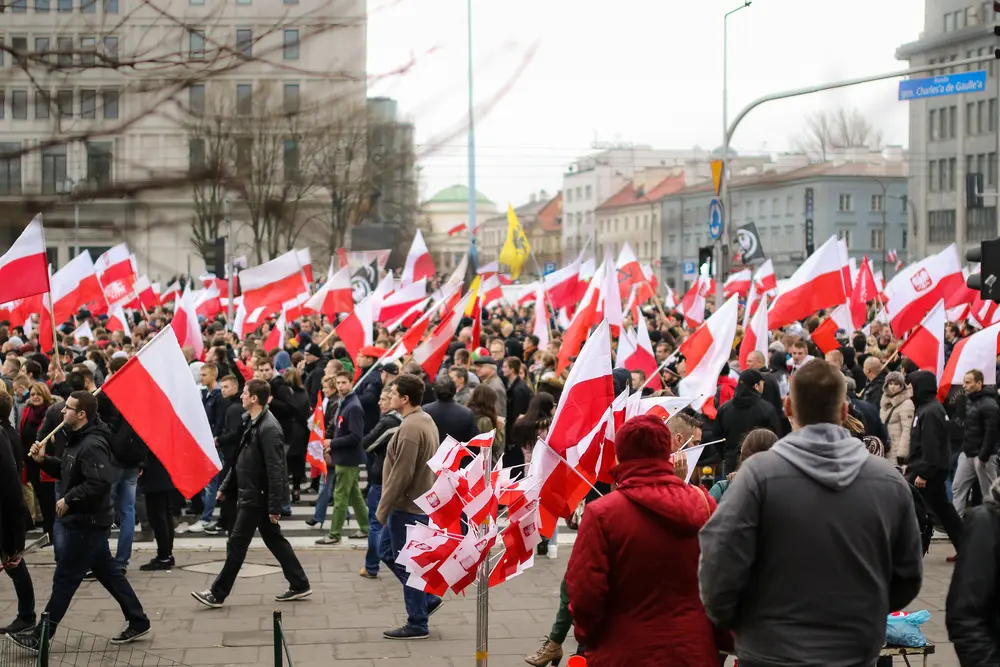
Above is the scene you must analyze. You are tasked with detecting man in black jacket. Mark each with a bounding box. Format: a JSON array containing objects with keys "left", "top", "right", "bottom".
[
  {"left": 503, "top": 357, "right": 533, "bottom": 459},
  {"left": 714, "top": 369, "right": 782, "bottom": 475},
  {"left": 355, "top": 346, "right": 387, "bottom": 434},
  {"left": 358, "top": 388, "right": 401, "bottom": 579},
  {"left": 316, "top": 372, "right": 369, "bottom": 545},
  {"left": 303, "top": 344, "right": 327, "bottom": 406},
  {"left": 0, "top": 391, "right": 34, "bottom": 635},
  {"left": 860, "top": 357, "right": 887, "bottom": 408},
  {"left": 952, "top": 369, "right": 1000, "bottom": 517},
  {"left": 424, "top": 376, "right": 478, "bottom": 444},
  {"left": 204, "top": 375, "right": 245, "bottom": 536},
  {"left": 907, "top": 370, "right": 964, "bottom": 553},
  {"left": 192, "top": 379, "right": 310, "bottom": 608},
  {"left": 12, "top": 391, "right": 149, "bottom": 650}
]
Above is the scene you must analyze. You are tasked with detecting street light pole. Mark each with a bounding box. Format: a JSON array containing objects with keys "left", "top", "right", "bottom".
[{"left": 873, "top": 177, "right": 887, "bottom": 275}]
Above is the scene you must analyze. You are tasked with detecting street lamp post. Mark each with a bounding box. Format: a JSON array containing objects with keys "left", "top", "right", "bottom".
[
  {"left": 873, "top": 177, "right": 888, "bottom": 275},
  {"left": 718, "top": 0, "right": 752, "bottom": 307}
]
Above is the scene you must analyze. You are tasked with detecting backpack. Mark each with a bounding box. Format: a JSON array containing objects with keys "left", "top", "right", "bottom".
[{"left": 909, "top": 484, "right": 935, "bottom": 555}]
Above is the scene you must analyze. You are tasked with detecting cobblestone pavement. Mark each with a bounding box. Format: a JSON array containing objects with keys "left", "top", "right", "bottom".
[{"left": 0, "top": 542, "right": 960, "bottom": 667}]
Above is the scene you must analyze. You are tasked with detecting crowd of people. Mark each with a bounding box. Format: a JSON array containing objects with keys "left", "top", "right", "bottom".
[{"left": 0, "top": 272, "right": 998, "bottom": 665}]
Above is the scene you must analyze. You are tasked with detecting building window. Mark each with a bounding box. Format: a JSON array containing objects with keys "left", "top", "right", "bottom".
[
  {"left": 103, "top": 36, "right": 118, "bottom": 61},
  {"left": 86, "top": 141, "right": 112, "bottom": 186},
  {"left": 575, "top": 187, "right": 581, "bottom": 199},
  {"left": 871, "top": 194, "right": 884, "bottom": 212},
  {"left": 57, "top": 37, "right": 73, "bottom": 66},
  {"left": 36, "top": 0, "right": 50, "bottom": 11},
  {"left": 978, "top": 100, "right": 986, "bottom": 134},
  {"left": 950, "top": 105, "right": 957, "bottom": 137},
  {"left": 585, "top": 185, "right": 592, "bottom": 199},
  {"left": 41, "top": 145, "right": 68, "bottom": 194},
  {"left": 235, "top": 138, "right": 252, "bottom": 177},
  {"left": 786, "top": 195, "right": 793, "bottom": 215},
  {"left": 283, "top": 139, "right": 299, "bottom": 182},
  {"left": 35, "top": 90, "right": 50, "bottom": 119},
  {"left": 928, "top": 209, "right": 957, "bottom": 243},
  {"left": 0, "top": 91, "right": 3, "bottom": 119},
  {"left": 236, "top": 28, "right": 252, "bottom": 58},
  {"left": 0, "top": 144, "right": 22, "bottom": 196},
  {"left": 57, "top": 89, "right": 73, "bottom": 117},
  {"left": 57, "top": 0, "right": 71, "bottom": 11},
  {"left": 102, "top": 89, "right": 119, "bottom": 118},
  {"left": 81, "top": 36, "right": 96, "bottom": 66},
  {"left": 967, "top": 206, "right": 997, "bottom": 242},
  {"left": 871, "top": 229, "right": 884, "bottom": 250},
  {"left": 236, "top": 83, "right": 252, "bottom": 115},
  {"left": 940, "top": 107, "right": 948, "bottom": 138},
  {"left": 189, "top": 84, "right": 205, "bottom": 116},
  {"left": 991, "top": 152, "right": 998, "bottom": 186},
  {"left": 11, "top": 90, "right": 28, "bottom": 119},
  {"left": 967, "top": 102, "right": 975, "bottom": 135},
  {"left": 566, "top": 189, "right": 572, "bottom": 203},
  {"left": 12, "top": 0, "right": 27, "bottom": 11},
  {"left": 189, "top": 29, "right": 205, "bottom": 60},
  {"left": 900, "top": 194, "right": 908, "bottom": 214},
  {"left": 838, "top": 194, "right": 853, "bottom": 211},
  {"left": 838, "top": 229, "right": 853, "bottom": 248},
  {"left": 991, "top": 99, "right": 998, "bottom": 133},
  {"left": 189, "top": 137, "right": 206, "bottom": 171},
  {"left": 283, "top": 83, "right": 299, "bottom": 115},
  {"left": 81, "top": 0, "right": 95, "bottom": 13},
  {"left": 35, "top": 37, "right": 50, "bottom": 63},
  {"left": 771, "top": 197, "right": 779, "bottom": 216},
  {"left": 283, "top": 29, "right": 299, "bottom": 60},
  {"left": 104, "top": 0, "right": 117, "bottom": 13},
  {"left": 80, "top": 89, "right": 96, "bottom": 118},
  {"left": 902, "top": 228, "right": 908, "bottom": 249},
  {"left": 930, "top": 109, "right": 938, "bottom": 140}
]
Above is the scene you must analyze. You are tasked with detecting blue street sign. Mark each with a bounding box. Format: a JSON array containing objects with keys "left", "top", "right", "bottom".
[
  {"left": 898, "top": 71, "right": 987, "bottom": 101},
  {"left": 708, "top": 198, "right": 723, "bottom": 240},
  {"left": 682, "top": 261, "right": 697, "bottom": 278},
  {"left": 543, "top": 261, "right": 556, "bottom": 276}
]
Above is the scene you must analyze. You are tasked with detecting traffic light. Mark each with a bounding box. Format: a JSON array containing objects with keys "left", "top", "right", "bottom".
[
  {"left": 967, "top": 237, "right": 1000, "bottom": 300},
  {"left": 205, "top": 237, "right": 226, "bottom": 277}
]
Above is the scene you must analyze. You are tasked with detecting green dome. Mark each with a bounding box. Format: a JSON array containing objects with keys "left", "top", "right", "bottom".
[{"left": 426, "top": 184, "right": 493, "bottom": 205}]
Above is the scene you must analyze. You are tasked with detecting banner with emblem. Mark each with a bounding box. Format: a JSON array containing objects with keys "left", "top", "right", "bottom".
[
  {"left": 350, "top": 260, "right": 379, "bottom": 302},
  {"left": 499, "top": 204, "right": 531, "bottom": 279},
  {"left": 734, "top": 222, "right": 766, "bottom": 264}
]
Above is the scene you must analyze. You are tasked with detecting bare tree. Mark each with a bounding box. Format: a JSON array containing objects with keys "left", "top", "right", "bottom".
[{"left": 794, "top": 106, "right": 884, "bottom": 161}]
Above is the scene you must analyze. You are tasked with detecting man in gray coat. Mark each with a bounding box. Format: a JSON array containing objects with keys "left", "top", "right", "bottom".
[{"left": 699, "top": 359, "right": 923, "bottom": 667}]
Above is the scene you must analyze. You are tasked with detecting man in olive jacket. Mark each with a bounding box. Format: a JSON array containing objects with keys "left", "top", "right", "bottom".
[{"left": 376, "top": 374, "right": 442, "bottom": 641}]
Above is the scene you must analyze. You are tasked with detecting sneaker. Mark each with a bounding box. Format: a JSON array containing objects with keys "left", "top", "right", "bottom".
[
  {"left": 186, "top": 520, "right": 206, "bottom": 533},
  {"left": 203, "top": 523, "right": 224, "bottom": 535},
  {"left": 0, "top": 618, "right": 34, "bottom": 635},
  {"left": 6, "top": 630, "right": 40, "bottom": 653},
  {"left": 546, "top": 544, "right": 558, "bottom": 560},
  {"left": 315, "top": 535, "right": 341, "bottom": 545},
  {"left": 191, "top": 590, "right": 223, "bottom": 609},
  {"left": 83, "top": 571, "right": 97, "bottom": 582},
  {"left": 427, "top": 598, "right": 444, "bottom": 617},
  {"left": 110, "top": 625, "right": 150, "bottom": 645},
  {"left": 351, "top": 530, "right": 369, "bottom": 539},
  {"left": 274, "top": 588, "right": 312, "bottom": 602},
  {"left": 139, "top": 557, "right": 175, "bottom": 572},
  {"left": 383, "top": 624, "right": 429, "bottom": 640},
  {"left": 358, "top": 568, "right": 378, "bottom": 579}
]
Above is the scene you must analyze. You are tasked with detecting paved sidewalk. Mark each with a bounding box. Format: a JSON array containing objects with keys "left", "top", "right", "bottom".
[{"left": 0, "top": 543, "right": 960, "bottom": 667}]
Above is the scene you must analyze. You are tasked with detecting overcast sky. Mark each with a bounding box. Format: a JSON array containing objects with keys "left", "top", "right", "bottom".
[{"left": 367, "top": 0, "right": 925, "bottom": 208}]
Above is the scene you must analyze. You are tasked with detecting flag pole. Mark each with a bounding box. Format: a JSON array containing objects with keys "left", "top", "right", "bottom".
[
  {"left": 527, "top": 250, "right": 554, "bottom": 343},
  {"left": 47, "top": 293, "right": 62, "bottom": 371}
]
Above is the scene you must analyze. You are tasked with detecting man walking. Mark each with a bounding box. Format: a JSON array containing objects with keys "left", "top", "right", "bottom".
[
  {"left": 699, "top": 360, "right": 923, "bottom": 667},
  {"left": 316, "top": 371, "right": 369, "bottom": 545},
  {"left": 11, "top": 391, "right": 150, "bottom": 651},
  {"left": 188, "top": 363, "right": 223, "bottom": 533},
  {"left": 376, "top": 374, "right": 443, "bottom": 640},
  {"left": 191, "top": 379, "right": 311, "bottom": 608},
  {"left": 952, "top": 369, "right": 999, "bottom": 517}
]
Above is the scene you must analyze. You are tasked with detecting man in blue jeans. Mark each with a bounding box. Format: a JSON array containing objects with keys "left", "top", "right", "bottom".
[
  {"left": 375, "top": 375, "right": 443, "bottom": 640},
  {"left": 359, "top": 387, "right": 402, "bottom": 578}
]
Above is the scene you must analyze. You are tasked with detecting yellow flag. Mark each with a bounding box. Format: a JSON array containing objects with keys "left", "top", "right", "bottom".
[
  {"left": 465, "top": 276, "right": 481, "bottom": 316},
  {"left": 498, "top": 204, "right": 531, "bottom": 279}
]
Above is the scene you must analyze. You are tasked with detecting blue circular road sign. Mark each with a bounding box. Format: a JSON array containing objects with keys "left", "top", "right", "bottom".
[{"left": 708, "top": 199, "right": 723, "bottom": 240}]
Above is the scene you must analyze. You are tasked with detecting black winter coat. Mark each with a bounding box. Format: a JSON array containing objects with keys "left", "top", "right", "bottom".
[
  {"left": 860, "top": 370, "right": 887, "bottom": 408},
  {"left": 424, "top": 398, "right": 478, "bottom": 444},
  {"left": 0, "top": 425, "right": 26, "bottom": 558},
  {"left": 220, "top": 408, "right": 288, "bottom": 515},
  {"left": 361, "top": 411, "right": 402, "bottom": 486},
  {"left": 963, "top": 387, "right": 1000, "bottom": 461},
  {"left": 327, "top": 393, "right": 366, "bottom": 467},
  {"left": 713, "top": 383, "right": 782, "bottom": 460},
  {"left": 284, "top": 386, "right": 311, "bottom": 457},
  {"left": 908, "top": 370, "right": 952, "bottom": 480},
  {"left": 505, "top": 377, "right": 533, "bottom": 442},
  {"left": 946, "top": 502, "right": 1000, "bottom": 666},
  {"left": 39, "top": 418, "right": 115, "bottom": 528},
  {"left": 304, "top": 360, "right": 326, "bottom": 407},
  {"left": 215, "top": 396, "right": 245, "bottom": 464},
  {"left": 355, "top": 371, "right": 383, "bottom": 434},
  {"left": 267, "top": 375, "right": 297, "bottom": 446},
  {"left": 850, "top": 396, "right": 890, "bottom": 447}
]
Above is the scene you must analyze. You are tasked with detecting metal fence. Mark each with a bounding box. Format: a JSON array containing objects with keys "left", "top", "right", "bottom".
[{"left": 272, "top": 611, "right": 294, "bottom": 667}]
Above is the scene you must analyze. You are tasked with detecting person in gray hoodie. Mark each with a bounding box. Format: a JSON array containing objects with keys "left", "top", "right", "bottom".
[{"left": 698, "top": 358, "right": 924, "bottom": 667}]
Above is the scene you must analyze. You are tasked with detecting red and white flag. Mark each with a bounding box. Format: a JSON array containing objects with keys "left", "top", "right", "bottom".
[
  {"left": 239, "top": 250, "right": 309, "bottom": 315},
  {"left": 401, "top": 230, "right": 435, "bottom": 286},
  {"left": 335, "top": 295, "right": 374, "bottom": 362},
  {"left": 427, "top": 435, "right": 474, "bottom": 474},
  {"left": 480, "top": 273, "right": 503, "bottom": 308},
  {"left": 884, "top": 244, "right": 963, "bottom": 337},
  {"left": 72, "top": 321, "right": 94, "bottom": 344},
  {"left": 106, "top": 304, "right": 130, "bottom": 333},
  {"left": 532, "top": 283, "right": 550, "bottom": 349},
  {"left": 678, "top": 295, "right": 740, "bottom": 419},
  {"left": 412, "top": 291, "right": 474, "bottom": 378},
  {"left": 132, "top": 276, "right": 160, "bottom": 310},
  {"left": 0, "top": 216, "right": 49, "bottom": 304},
  {"left": 615, "top": 242, "right": 644, "bottom": 300},
  {"left": 263, "top": 310, "right": 287, "bottom": 352},
  {"left": 50, "top": 250, "right": 106, "bottom": 323},
  {"left": 447, "top": 222, "right": 468, "bottom": 237},
  {"left": 598, "top": 250, "right": 624, "bottom": 334},
  {"left": 679, "top": 275, "right": 714, "bottom": 328},
  {"left": 160, "top": 280, "right": 181, "bottom": 304},
  {"left": 306, "top": 393, "right": 327, "bottom": 476},
  {"left": 768, "top": 235, "right": 846, "bottom": 330},
  {"left": 305, "top": 266, "right": 353, "bottom": 320},
  {"left": 849, "top": 256, "right": 878, "bottom": 330},
  {"left": 623, "top": 320, "right": 661, "bottom": 390},
  {"left": 938, "top": 320, "right": 1000, "bottom": 401},
  {"left": 438, "top": 523, "right": 498, "bottom": 594},
  {"left": 837, "top": 238, "right": 851, "bottom": 296},
  {"left": 95, "top": 243, "right": 135, "bottom": 288},
  {"left": 898, "top": 299, "right": 946, "bottom": 379},
  {"left": 194, "top": 282, "right": 222, "bottom": 319},
  {"left": 723, "top": 269, "right": 752, "bottom": 298},
  {"left": 101, "top": 326, "right": 221, "bottom": 498},
  {"left": 543, "top": 260, "right": 580, "bottom": 311},
  {"left": 378, "top": 278, "right": 427, "bottom": 324},
  {"left": 170, "top": 289, "right": 203, "bottom": 358},
  {"left": 556, "top": 286, "right": 599, "bottom": 374},
  {"left": 753, "top": 259, "right": 777, "bottom": 294},
  {"left": 415, "top": 471, "right": 465, "bottom": 530},
  {"left": 739, "top": 295, "right": 769, "bottom": 371}
]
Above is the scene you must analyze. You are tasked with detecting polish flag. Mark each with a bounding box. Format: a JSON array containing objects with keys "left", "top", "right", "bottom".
[
  {"left": 387, "top": 297, "right": 431, "bottom": 333},
  {"left": 239, "top": 250, "right": 309, "bottom": 314},
  {"left": 623, "top": 320, "right": 661, "bottom": 390},
  {"left": 849, "top": 256, "right": 878, "bottom": 330},
  {"left": 898, "top": 299, "right": 946, "bottom": 379},
  {"left": 481, "top": 273, "right": 503, "bottom": 308},
  {"left": 678, "top": 295, "right": 740, "bottom": 419},
  {"left": 723, "top": 269, "right": 752, "bottom": 298},
  {"left": 447, "top": 222, "right": 468, "bottom": 237},
  {"left": 263, "top": 310, "right": 287, "bottom": 352},
  {"left": 0, "top": 216, "right": 50, "bottom": 303},
  {"left": 296, "top": 248, "right": 314, "bottom": 284},
  {"left": 438, "top": 523, "right": 498, "bottom": 595},
  {"left": 532, "top": 283, "right": 549, "bottom": 349},
  {"left": 753, "top": 259, "right": 778, "bottom": 294},
  {"left": 427, "top": 435, "right": 474, "bottom": 474},
  {"left": 194, "top": 282, "right": 222, "bottom": 319},
  {"left": 397, "top": 524, "right": 460, "bottom": 595},
  {"left": 101, "top": 326, "right": 221, "bottom": 498},
  {"left": 739, "top": 295, "right": 769, "bottom": 371},
  {"left": 305, "top": 266, "right": 353, "bottom": 320},
  {"left": 597, "top": 251, "right": 623, "bottom": 335},
  {"left": 556, "top": 286, "right": 599, "bottom": 374},
  {"left": 160, "top": 281, "right": 181, "bottom": 305},
  {"left": 72, "top": 321, "right": 94, "bottom": 344},
  {"left": 95, "top": 243, "right": 135, "bottom": 287},
  {"left": 133, "top": 276, "right": 160, "bottom": 310},
  {"left": 679, "top": 275, "right": 714, "bottom": 328},
  {"left": 615, "top": 328, "right": 637, "bottom": 370},
  {"left": 838, "top": 239, "right": 851, "bottom": 296},
  {"left": 615, "top": 242, "right": 645, "bottom": 300},
  {"left": 543, "top": 260, "right": 580, "bottom": 311},
  {"left": 412, "top": 291, "right": 474, "bottom": 379},
  {"left": 369, "top": 272, "right": 394, "bottom": 322},
  {"left": 547, "top": 319, "right": 615, "bottom": 456},
  {"left": 335, "top": 295, "right": 374, "bottom": 362},
  {"left": 632, "top": 396, "right": 696, "bottom": 422},
  {"left": 306, "top": 393, "right": 327, "bottom": 476},
  {"left": 106, "top": 304, "right": 130, "bottom": 333},
  {"left": 415, "top": 471, "right": 465, "bottom": 530},
  {"left": 937, "top": 320, "right": 1000, "bottom": 401},
  {"left": 810, "top": 316, "right": 842, "bottom": 356},
  {"left": 768, "top": 236, "right": 846, "bottom": 330},
  {"left": 884, "top": 244, "right": 963, "bottom": 337},
  {"left": 170, "top": 289, "right": 203, "bottom": 358},
  {"left": 378, "top": 278, "right": 427, "bottom": 324},
  {"left": 51, "top": 250, "right": 106, "bottom": 323},
  {"left": 401, "top": 230, "right": 435, "bottom": 286},
  {"left": 489, "top": 497, "right": 541, "bottom": 586}
]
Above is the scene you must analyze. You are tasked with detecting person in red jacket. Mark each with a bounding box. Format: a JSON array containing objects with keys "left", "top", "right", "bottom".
[{"left": 565, "top": 414, "right": 720, "bottom": 667}]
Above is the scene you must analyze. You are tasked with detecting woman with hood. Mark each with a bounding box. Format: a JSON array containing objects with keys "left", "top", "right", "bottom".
[
  {"left": 879, "top": 371, "right": 913, "bottom": 466},
  {"left": 565, "top": 415, "right": 722, "bottom": 667}
]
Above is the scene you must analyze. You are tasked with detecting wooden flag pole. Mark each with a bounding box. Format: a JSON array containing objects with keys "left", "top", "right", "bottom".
[{"left": 46, "top": 293, "right": 62, "bottom": 371}]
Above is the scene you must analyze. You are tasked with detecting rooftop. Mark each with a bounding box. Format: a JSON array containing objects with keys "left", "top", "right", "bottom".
[
  {"left": 596, "top": 174, "right": 688, "bottom": 211},
  {"left": 536, "top": 192, "right": 563, "bottom": 232},
  {"left": 424, "top": 184, "right": 494, "bottom": 205}
]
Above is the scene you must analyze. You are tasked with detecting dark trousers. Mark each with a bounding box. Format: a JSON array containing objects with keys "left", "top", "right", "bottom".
[
  {"left": 378, "top": 511, "right": 441, "bottom": 632},
  {"left": 4, "top": 560, "right": 35, "bottom": 623},
  {"left": 26, "top": 460, "right": 56, "bottom": 539},
  {"left": 919, "top": 471, "right": 964, "bottom": 550},
  {"left": 144, "top": 491, "right": 175, "bottom": 561},
  {"left": 363, "top": 484, "right": 382, "bottom": 576},
  {"left": 217, "top": 490, "right": 238, "bottom": 533},
  {"left": 210, "top": 505, "right": 309, "bottom": 602},
  {"left": 45, "top": 525, "right": 148, "bottom": 630},
  {"left": 287, "top": 453, "right": 306, "bottom": 489}
]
